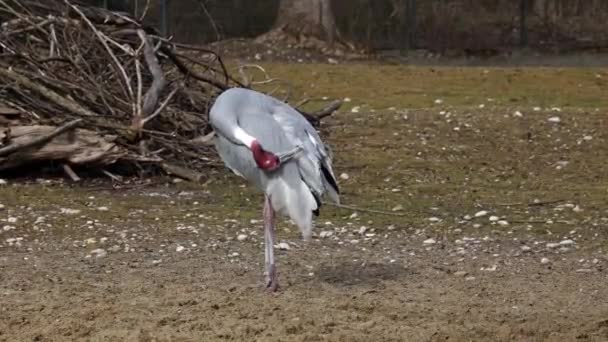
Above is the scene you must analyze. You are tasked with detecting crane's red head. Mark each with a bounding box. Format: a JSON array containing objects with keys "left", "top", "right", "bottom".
[{"left": 251, "top": 140, "right": 280, "bottom": 171}]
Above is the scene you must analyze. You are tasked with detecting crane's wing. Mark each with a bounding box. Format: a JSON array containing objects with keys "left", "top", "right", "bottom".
[
  {"left": 266, "top": 97, "right": 340, "bottom": 205},
  {"left": 213, "top": 107, "right": 295, "bottom": 185}
]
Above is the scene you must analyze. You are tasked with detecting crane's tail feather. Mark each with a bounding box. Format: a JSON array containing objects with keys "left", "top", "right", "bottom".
[
  {"left": 267, "top": 167, "right": 316, "bottom": 240},
  {"left": 321, "top": 163, "right": 340, "bottom": 205}
]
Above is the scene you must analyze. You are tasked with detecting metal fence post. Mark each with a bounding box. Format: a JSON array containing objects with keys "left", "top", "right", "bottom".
[
  {"left": 520, "top": 0, "right": 528, "bottom": 47},
  {"left": 400, "top": 0, "right": 417, "bottom": 55},
  {"left": 408, "top": 0, "right": 417, "bottom": 50},
  {"left": 160, "top": 0, "right": 168, "bottom": 37}
]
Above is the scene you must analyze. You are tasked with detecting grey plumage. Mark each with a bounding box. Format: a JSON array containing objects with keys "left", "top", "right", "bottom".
[{"left": 209, "top": 87, "right": 340, "bottom": 239}]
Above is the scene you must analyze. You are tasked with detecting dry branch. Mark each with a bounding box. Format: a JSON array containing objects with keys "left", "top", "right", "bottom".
[
  {"left": 0, "top": 67, "right": 97, "bottom": 117},
  {"left": 0, "top": 0, "right": 233, "bottom": 177},
  {"left": 161, "top": 163, "right": 205, "bottom": 183}
]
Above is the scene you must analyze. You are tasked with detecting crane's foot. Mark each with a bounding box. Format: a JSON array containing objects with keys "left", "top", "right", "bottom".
[{"left": 265, "top": 264, "right": 279, "bottom": 292}]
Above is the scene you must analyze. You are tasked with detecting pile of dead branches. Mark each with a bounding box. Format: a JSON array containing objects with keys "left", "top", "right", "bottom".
[{"left": 0, "top": 0, "right": 245, "bottom": 181}]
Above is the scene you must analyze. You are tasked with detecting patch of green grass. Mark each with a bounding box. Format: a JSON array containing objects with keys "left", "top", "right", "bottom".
[
  {"left": 242, "top": 63, "right": 608, "bottom": 235},
  {"left": 251, "top": 63, "right": 608, "bottom": 110}
]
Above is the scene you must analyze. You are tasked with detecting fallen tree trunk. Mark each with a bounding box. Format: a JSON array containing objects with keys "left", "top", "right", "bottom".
[{"left": 0, "top": 124, "right": 126, "bottom": 171}]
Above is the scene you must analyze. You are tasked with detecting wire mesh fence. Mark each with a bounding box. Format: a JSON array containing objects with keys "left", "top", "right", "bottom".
[{"left": 87, "top": 0, "right": 608, "bottom": 55}]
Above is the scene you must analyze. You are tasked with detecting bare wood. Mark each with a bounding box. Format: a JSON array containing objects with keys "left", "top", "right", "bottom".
[
  {"left": 312, "top": 99, "right": 342, "bottom": 119},
  {"left": 64, "top": 0, "right": 133, "bottom": 100},
  {"left": 101, "top": 169, "right": 123, "bottom": 182},
  {"left": 0, "top": 119, "right": 83, "bottom": 156},
  {"left": 0, "top": 68, "right": 97, "bottom": 117},
  {"left": 138, "top": 29, "right": 166, "bottom": 117},
  {"left": 189, "top": 131, "right": 216, "bottom": 146},
  {"left": 142, "top": 86, "right": 179, "bottom": 126},
  {"left": 161, "top": 45, "right": 229, "bottom": 90},
  {"left": 134, "top": 58, "right": 143, "bottom": 127},
  {"left": 0, "top": 123, "right": 127, "bottom": 170},
  {"left": 137, "top": 0, "right": 151, "bottom": 22},
  {"left": 325, "top": 202, "right": 406, "bottom": 217},
  {"left": 62, "top": 163, "right": 81, "bottom": 182},
  {"left": 495, "top": 199, "right": 566, "bottom": 207},
  {"left": 161, "top": 163, "right": 205, "bottom": 183}
]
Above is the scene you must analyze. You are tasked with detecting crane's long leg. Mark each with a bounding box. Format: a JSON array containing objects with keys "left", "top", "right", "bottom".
[{"left": 263, "top": 195, "right": 279, "bottom": 291}]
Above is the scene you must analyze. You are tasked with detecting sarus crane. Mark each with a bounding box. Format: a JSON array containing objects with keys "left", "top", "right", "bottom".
[{"left": 209, "top": 88, "right": 340, "bottom": 291}]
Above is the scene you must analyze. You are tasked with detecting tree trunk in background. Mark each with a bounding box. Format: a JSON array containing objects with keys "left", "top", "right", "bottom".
[
  {"left": 257, "top": 0, "right": 356, "bottom": 53},
  {"left": 274, "top": 0, "right": 338, "bottom": 45}
]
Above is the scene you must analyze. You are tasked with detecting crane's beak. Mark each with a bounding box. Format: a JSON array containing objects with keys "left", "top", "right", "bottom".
[{"left": 276, "top": 145, "right": 303, "bottom": 164}]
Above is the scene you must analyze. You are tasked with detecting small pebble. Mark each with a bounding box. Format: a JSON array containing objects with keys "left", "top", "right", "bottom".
[
  {"left": 319, "top": 231, "right": 333, "bottom": 238},
  {"left": 481, "top": 265, "right": 497, "bottom": 272},
  {"left": 520, "top": 245, "right": 532, "bottom": 252},
  {"left": 489, "top": 216, "right": 499, "bottom": 222},
  {"left": 236, "top": 234, "right": 248, "bottom": 242},
  {"left": 541, "top": 257, "right": 550, "bottom": 264},
  {"left": 60, "top": 208, "right": 81, "bottom": 215},
  {"left": 454, "top": 271, "right": 468, "bottom": 277},
  {"left": 90, "top": 248, "right": 107, "bottom": 258},
  {"left": 277, "top": 242, "right": 290, "bottom": 250},
  {"left": 497, "top": 220, "right": 509, "bottom": 226},
  {"left": 7, "top": 217, "right": 17, "bottom": 223},
  {"left": 474, "top": 210, "right": 488, "bottom": 218},
  {"left": 423, "top": 238, "right": 436, "bottom": 245},
  {"left": 0, "top": 179, "right": 7, "bottom": 185},
  {"left": 547, "top": 116, "right": 561, "bottom": 123},
  {"left": 559, "top": 239, "right": 575, "bottom": 246},
  {"left": 340, "top": 173, "right": 350, "bottom": 180},
  {"left": 97, "top": 206, "right": 109, "bottom": 211},
  {"left": 0, "top": 204, "right": 5, "bottom": 210},
  {"left": 176, "top": 245, "right": 185, "bottom": 252}
]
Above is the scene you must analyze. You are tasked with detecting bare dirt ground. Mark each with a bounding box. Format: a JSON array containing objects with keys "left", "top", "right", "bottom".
[{"left": 2, "top": 62, "right": 608, "bottom": 341}]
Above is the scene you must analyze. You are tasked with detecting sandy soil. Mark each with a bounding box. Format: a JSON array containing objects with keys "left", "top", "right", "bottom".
[{"left": 0, "top": 180, "right": 607, "bottom": 342}]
